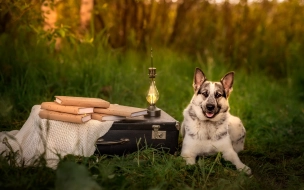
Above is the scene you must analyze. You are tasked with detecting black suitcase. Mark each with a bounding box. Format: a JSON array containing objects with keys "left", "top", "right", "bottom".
[{"left": 95, "top": 109, "right": 179, "bottom": 155}]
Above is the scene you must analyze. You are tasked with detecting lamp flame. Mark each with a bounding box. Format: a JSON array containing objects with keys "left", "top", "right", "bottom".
[{"left": 146, "top": 80, "right": 159, "bottom": 105}]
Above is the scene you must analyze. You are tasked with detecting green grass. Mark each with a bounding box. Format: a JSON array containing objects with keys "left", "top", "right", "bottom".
[{"left": 1, "top": 37, "right": 304, "bottom": 189}]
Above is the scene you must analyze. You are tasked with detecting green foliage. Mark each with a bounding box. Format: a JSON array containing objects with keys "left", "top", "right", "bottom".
[
  {"left": 2, "top": 0, "right": 304, "bottom": 77},
  {"left": 1, "top": 32, "right": 304, "bottom": 189},
  {"left": 56, "top": 161, "right": 101, "bottom": 190}
]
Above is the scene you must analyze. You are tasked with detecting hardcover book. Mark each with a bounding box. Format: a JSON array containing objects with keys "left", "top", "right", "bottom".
[
  {"left": 91, "top": 113, "right": 125, "bottom": 121},
  {"left": 41, "top": 102, "right": 93, "bottom": 114},
  {"left": 39, "top": 109, "right": 91, "bottom": 123},
  {"left": 55, "top": 96, "right": 110, "bottom": 108},
  {"left": 94, "top": 104, "right": 148, "bottom": 117}
]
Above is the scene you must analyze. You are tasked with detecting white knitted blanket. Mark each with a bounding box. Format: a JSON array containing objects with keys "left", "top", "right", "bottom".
[{"left": 0, "top": 105, "right": 114, "bottom": 169}]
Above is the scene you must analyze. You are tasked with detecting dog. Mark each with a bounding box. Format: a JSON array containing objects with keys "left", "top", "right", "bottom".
[{"left": 180, "top": 67, "right": 251, "bottom": 175}]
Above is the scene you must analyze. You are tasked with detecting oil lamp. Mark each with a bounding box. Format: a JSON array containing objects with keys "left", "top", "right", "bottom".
[{"left": 146, "top": 48, "right": 161, "bottom": 117}]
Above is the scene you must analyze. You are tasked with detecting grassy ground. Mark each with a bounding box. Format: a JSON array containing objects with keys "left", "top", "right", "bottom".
[{"left": 0, "top": 38, "right": 304, "bottom": 189}]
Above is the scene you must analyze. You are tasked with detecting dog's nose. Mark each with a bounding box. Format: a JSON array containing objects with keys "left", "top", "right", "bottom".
[{"left": 206, "top": 104, "right": 215, "bottom": 111}]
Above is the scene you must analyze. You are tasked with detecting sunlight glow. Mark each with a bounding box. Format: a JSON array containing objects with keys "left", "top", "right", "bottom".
[
  {"left": 167, "top": 0, "right": 286, "bottom": 4},
  {"left": 207, "top": 0, "right": 286, "bottom": 4}
]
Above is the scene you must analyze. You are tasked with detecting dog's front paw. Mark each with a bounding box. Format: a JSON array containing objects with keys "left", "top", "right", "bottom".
[
  {"left": 238, "top": 165, "right": 252, "bottom": 175},
  {"left": 182, "top": 156, "right": 196, "bottom": 165}
]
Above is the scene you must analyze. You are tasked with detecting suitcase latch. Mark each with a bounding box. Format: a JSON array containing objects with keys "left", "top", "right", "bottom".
[{"left": 152, "top": 125, "right": 166, "bottom": 139}]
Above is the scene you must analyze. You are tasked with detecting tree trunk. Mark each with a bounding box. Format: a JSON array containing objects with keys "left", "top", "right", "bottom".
[
  {"left": 93, "top": 0, "right": 107, "bottom": 41},
  {"left": 169, "top": 0, "right": 198, "bottom": 45},
  {"left": 79, "top": 0, "right": 94, "bottom": 37},
  {"left": 137, "top": 1, "right": 147, "bottom": 50},
  {"left": 41, "top": 0, "right": 61, "bottom": 50}
]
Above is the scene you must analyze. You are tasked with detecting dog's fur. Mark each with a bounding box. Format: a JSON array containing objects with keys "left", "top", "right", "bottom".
[{"left": 180, "top": 68, "right": 251, "bottom": 175}]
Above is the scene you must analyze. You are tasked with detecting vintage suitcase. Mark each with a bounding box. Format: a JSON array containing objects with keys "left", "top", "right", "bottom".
[{"left": 95, "top": 109, "right": 179, "bottom": 155}]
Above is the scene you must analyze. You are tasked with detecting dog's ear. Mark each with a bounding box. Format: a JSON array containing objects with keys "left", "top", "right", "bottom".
[
  {"left": 221, "top": 71, "right": 234, "bottom": 97},
  {"left": 193, "top": 68, "right": 206, "bottom": 91}
]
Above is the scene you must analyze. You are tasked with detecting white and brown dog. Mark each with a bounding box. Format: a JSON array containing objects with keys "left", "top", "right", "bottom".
[{"left": 180, "top": 67, "right": 251, "bottom": 175}]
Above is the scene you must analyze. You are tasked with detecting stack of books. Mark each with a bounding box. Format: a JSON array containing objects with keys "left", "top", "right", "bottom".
[{"left": 38, "top": 96, "right": 148, "bottom": 124}]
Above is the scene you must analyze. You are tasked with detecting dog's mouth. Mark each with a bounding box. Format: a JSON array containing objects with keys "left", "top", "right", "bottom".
[
  {"left": 201, "top": 104, "right": 220, "bottom": 119},
  {"left": 204, "top": 111, "right": 215, "bottom": 118}
]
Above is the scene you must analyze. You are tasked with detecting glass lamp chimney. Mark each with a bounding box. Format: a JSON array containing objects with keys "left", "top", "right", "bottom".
[
  {"left": 145, "top": 49, "right": 161, "bottom": 117},
  {"left": 146, "top": 68, "right": 159, "bottom": 105}
]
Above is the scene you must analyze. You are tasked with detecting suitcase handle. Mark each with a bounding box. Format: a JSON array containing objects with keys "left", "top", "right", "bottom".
[{"left": 96, "top": 138, "right": 130, "bottom": 145}]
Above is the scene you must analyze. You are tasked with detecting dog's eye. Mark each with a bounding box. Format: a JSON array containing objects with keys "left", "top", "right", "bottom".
[
  {"left": 202, "top": 91, "right": 208, "bottom": 97},
  {"left": 198, "top": 90, "right": 208, "bottom": 97},
  {"left": 215, "top": 92, "right": 222, "bottom": 98}
]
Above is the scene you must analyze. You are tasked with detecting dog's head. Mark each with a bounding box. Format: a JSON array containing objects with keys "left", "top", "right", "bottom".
[{"left": 190, "top": 67, "right": 234, "bottom": 121}]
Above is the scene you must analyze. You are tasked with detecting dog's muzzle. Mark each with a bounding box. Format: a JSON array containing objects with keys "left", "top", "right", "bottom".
[{"left": 204, "top": 104, "right": 216, "bottom": 118}]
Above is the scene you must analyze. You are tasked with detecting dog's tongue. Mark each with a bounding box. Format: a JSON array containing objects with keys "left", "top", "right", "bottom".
[{"left": 206, "top": 112, "right": 214, "bottom": 118}]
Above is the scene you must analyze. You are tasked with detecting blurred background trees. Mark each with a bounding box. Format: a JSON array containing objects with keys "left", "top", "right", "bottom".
[{"left": 1, "top": 0, "right": 304, "bottom": 76}]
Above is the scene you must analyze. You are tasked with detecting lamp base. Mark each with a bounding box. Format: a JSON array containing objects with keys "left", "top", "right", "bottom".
[{"left": 145, "top": 105, "right": 161, "bottom": 117}]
